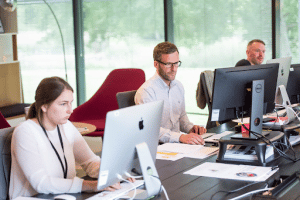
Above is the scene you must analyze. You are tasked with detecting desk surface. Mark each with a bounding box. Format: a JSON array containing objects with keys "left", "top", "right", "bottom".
[
  {"left": 36, "top": 121, "right": 300, "bottom": 200},
  {"left": 72, "top": 122, "right": 96, "bottom": 135}
]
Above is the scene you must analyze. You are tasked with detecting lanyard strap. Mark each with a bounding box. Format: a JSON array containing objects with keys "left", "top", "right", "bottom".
[{"left": 39, "top": 122, "right": 68, "bottom": 179}]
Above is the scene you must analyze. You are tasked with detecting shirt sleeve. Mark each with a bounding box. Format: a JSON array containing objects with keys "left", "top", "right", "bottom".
[
  {"left": 178, "top": 84, "right": 194, "bottom": 133},
  {"left": 135, "top": 87, "right": 184, "bottom": 143},
  {"left": 71, "top": 124, "right": 101, "bottom": 178},
  {"left": 179, "top": 111, "right": 194, "bottom": 134},
  {"left": 12, "top": 124, "right": 84, "bottom": 194}
]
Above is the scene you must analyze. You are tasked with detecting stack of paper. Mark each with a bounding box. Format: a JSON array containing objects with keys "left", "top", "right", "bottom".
[
  {"left": 224, "top": 145, "right": 274, "bottom": 161},
  {"left": 156, "top": 143, "right": 219, "bottom": 161}
]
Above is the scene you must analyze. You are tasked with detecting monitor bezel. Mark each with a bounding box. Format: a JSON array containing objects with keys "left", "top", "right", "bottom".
[
  {"left": 211, "top": 63, "right": 279, "bottom": 123},
  {"left": 96, "top": 100, "right": 163, "bottom": 193}
]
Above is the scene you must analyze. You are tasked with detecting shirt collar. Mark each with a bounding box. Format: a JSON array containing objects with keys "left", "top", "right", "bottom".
[{"left": 153, "top": 72, "right": 177, "bottom": 88}]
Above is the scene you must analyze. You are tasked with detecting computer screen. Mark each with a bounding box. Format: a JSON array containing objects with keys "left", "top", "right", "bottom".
[
  {"left": 266, "top": 57, "right": 292, "bottom": 106},
  {"left": 266, "top": 57, "right": 292, "bottom": 89},
  {"left": 97, "top": 100, "right": 163, "bottom": 197},
  {"left": 287, "top": 64, "right": 300, "bottom": 104},
  {"left": 211, "top": 63, "right": 279, "bottom": 123}
]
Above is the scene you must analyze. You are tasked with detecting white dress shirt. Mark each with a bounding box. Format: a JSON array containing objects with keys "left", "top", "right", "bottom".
[{"left": 135, "top": 72, "right": 194, "bottom": 143}]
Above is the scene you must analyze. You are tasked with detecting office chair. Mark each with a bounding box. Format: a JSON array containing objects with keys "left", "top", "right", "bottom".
[
  {"left": 69, "top": 68, "right": 145, "bottom": 138},
  {"left": 0, "top": 127, "right": 14, "bottom": 200},
  {"left": 0, "top": 112, "right": 10, "bottom": 129},
  {"left": 196, "top": 70, "right": 217, "bottom": 129},
  {"left": 116, "top": 90, "right": 137, "bottom": 109}
]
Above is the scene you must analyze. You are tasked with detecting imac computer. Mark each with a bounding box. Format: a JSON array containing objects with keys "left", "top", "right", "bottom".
[
  {"left": 266, "top": 57, "right": 292, "bottom": 95},
  {"left": 96, "top": 100, "right": 163, "bottom": 199},
  {"left": 211, "top": 63, "right": 279, "bottom": 139},
  {"left": 266, "top": 57, "right": 294, "bottom": 123},
  {"left": 287, "top": 64, "right": 300, "bottom": 104}
]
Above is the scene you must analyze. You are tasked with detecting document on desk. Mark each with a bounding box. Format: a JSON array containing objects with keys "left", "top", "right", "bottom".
[
  {"left": 184, "top": 162, "right": 278, "bottom": 182},
  {"left": 156, "top": 151, "right": 185, "bottom": 161},
  {"left": 157, "top": 143, "right": 203, "bottom": 154},
  {"left": 183, "top": 146, "right": 219, "bottom": 159},
  {"left": 156, "top": 143, "right": 219, "bottom": 160}
]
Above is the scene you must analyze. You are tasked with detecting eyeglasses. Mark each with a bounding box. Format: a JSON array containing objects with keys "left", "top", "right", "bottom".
[{"left": 156, "top": 60, "right": 182, "bottom": 68}]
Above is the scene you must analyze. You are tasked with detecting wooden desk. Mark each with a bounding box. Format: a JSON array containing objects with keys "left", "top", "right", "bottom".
[
  {"left": 35, "top": 122, "right": 300, "bottom": 200},
  {"left": 72, "top": 122, "right": 96, "bottom": 135}
]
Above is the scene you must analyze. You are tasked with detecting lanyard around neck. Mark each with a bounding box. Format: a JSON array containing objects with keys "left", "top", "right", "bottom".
[{"left": 39, "top": 121, "right": 68, "bottom": 179}]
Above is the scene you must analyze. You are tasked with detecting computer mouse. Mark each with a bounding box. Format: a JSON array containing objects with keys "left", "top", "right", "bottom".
[{"left": 53, "top": 194, "right": 76, "bottom": 200}]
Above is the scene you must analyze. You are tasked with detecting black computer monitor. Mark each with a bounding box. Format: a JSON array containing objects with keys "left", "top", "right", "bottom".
[
  {"left": 287, "top": 64, "right": 300, "bottom": 104},
  {"left": 211, "top": 63, "right": 279, "bottom": 135}
]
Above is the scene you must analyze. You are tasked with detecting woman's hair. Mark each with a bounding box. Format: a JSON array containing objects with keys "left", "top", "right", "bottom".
[{"left": 27, "top": 76, "right": 73, "bottom": 122}]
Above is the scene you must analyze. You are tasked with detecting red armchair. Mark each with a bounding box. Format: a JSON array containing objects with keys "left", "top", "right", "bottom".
[
  {"left": 0, "top": 112, "right": 10, "bottom": 129},
  {"left": 69, "top": 68, "right": 146, "bottom": 138}
]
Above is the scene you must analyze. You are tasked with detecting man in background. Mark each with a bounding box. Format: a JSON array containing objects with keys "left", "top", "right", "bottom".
[
  {"left": 235, "top": 39, "right": 266, "bottom": 67},
  {"left": 135, "top": 41, "right": 206, "bottom": 145}
]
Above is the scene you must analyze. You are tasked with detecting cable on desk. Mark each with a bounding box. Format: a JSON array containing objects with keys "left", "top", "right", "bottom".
[
  {"left": 125, "top": 172, "right": 143, "bottom": 179},
  {"left": 240, "top": 121, "right": 297, "bottom": 162},
  {"left": 235, "top": 111, "right": 300, "bottom": 162},
  {"left": 150, "top": 175, "right": 169, "bottom": 200},
  {"left": 209, "top": 182, "right": 268, "bottom": 200},
  {"left": 265, "top": 109, "right": 279, "bottom": 132},
  {"left": 117, "top": 174, "right": 137, "bottom": 200},
  {"left": 228, "top": 187, "right": 273, "bottom": 200}
]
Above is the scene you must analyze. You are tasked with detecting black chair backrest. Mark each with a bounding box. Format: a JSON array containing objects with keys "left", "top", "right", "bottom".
[
  {"left": 116, "top": 90, "right": 137, "bottom": 109},
  {"left": 0, "top": 127, "right": 14, "bottom": 200}
]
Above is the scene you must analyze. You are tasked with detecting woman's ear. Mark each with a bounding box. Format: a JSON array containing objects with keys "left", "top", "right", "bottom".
[{"left": 41, "top": 104, "right": 48, "bottom": 113}]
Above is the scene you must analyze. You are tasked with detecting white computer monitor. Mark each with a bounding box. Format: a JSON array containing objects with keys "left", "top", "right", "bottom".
[
  {"left": 97, "top": 100, "right": 163, "bottom": 198},
  {"left": 266, "top": 56, "right": 295, "bottom": 124},
  {"left": 266, "top": 56, "right": 292, "bottom": 90},
  {"left": 266, "top": 57, "right": 292, "bottom": 106}
]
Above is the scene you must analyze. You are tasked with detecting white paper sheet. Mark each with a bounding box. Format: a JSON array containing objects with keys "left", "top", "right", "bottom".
[
  {"left": 184, "top": 162, "right": 278, "bottom": 182},
  {"left": 183, "top": 147, "right": 219, "bottom": 159},
  {"left": 156, "top": 143, "right": 219, "bottom": 160},
  {"left": 157, "top": 143, "right": 204, "bottom": 154},
  {"left": 156, "top": 151, "right": 185, "bottom": 161}
]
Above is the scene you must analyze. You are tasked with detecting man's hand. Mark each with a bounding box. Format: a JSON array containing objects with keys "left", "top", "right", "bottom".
[
  {"left": 179, "top": 133, "right": 205, "bottom": 145},
  {"left": 189, "top": 125, "right": 207, "bottom": 135}
]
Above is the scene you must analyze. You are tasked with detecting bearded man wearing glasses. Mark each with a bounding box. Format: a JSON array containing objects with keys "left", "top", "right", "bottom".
[{"left": 135, "top": 41, "right": 206, "bottom": 145}]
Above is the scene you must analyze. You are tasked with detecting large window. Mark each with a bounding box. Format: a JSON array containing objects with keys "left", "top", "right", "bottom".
[
  {"left": 17, "top": 0, "right": 76, "bottom": 105},
  {"left": 281, "top": 0, "right": 300, "bottom": 63},
  {"left": 16, "top": 1, "right": 284, "bottom": 127},
  {"left": 83, "top": 0, "right": 164, "bottom": 99},
  {"left": 173, "top": 0, "right": 272, "bottom": 125}
]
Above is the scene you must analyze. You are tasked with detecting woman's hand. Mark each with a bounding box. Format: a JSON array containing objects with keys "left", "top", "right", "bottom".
[
  {"left": 102, "top": 182, "right": 121, "bottom": 191},
  {"left": 82, "top": 177, "right": 135, "bottom": 193}
]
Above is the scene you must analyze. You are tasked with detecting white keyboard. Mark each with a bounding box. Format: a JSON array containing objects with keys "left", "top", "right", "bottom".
[{"left": 86, "top": 180, "right": 145, "bottom": 200}]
